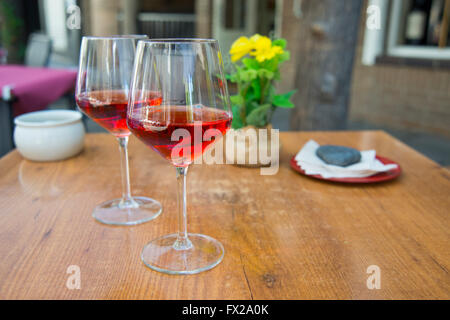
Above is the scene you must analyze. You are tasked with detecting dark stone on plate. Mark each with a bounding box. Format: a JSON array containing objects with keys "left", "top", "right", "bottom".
[{"left": 316, "top": 145, "right": 361, "bottom": 167}]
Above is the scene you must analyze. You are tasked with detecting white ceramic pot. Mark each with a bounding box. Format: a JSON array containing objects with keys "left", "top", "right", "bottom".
[{"left": 14, "top": 110, "right": 85, "bottom": 162}]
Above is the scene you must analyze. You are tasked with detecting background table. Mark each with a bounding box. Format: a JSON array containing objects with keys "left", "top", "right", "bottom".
[
  {"left": 0, "top": 65, "right": 77, "bottom": 116},
  {"left": 0, "top": 131, "right": 448, "bottom": 299},
  {"left": 0, "top": 65, "right": 78, "bottom": 156}
]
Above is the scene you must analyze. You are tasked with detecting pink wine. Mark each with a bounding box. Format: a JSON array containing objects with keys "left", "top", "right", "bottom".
[
  {"left": 76, "top": 90, "right": 162, "bottom": 137},
  {"left": 128, "top": 105, "right": 232, "bottom": 166}
]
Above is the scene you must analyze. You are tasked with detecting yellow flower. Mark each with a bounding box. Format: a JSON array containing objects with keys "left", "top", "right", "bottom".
[
  {"left": 249, "top": 34, "right": 263, "bottom": 43},
  {"left": 250, "top": 35, "right": 284, "bottom": 62},
  {"left": 229, "top": 36, "right": 253, "bottom": 62},
  {"left": 230, "top": 34, "right": 284, "bottom": 63}
]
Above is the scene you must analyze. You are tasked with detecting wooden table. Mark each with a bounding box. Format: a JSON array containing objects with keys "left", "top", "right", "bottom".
[{"left": 0, "top": 132, "right": 448, "bottom": 299}]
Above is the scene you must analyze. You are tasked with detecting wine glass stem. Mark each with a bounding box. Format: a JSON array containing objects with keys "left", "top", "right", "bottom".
[
  {"left": 174, "top": 166, "right": 193, "bottom": 250},
  {"left": 117, "top": 136, "right": 134, "bottom": 204}
]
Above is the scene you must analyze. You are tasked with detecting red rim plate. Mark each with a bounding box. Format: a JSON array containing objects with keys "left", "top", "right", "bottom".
[{"left": 290, "top": 155, "right": 402, "bottom": 183}]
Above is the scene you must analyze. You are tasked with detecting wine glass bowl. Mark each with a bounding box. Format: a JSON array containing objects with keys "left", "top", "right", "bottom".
[
  {"left": 75, "top": 36, "right": 162, "bottom": 226},
  {"left": 128, "top": 104, "right": 232, "bottom": 166},
  {"left": 75, "top": 90, "right": 130, "bottom": 137},
  {"left": 128, "top": 39, "right": 232, "bottom": 274}
]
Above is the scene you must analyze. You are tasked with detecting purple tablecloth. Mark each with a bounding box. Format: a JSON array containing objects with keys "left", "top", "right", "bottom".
[{"left": 0, "top": 65, "right": 77, "bottom": 116}]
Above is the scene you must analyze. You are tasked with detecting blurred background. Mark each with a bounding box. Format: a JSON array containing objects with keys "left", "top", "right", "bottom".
[{"left": 0, "top": 0, "right": 449, "bottom": 165}]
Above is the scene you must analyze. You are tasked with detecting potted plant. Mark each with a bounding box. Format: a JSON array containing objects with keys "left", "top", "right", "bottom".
[{"left": 225, "top": 34, "right": 295, "bottom": 167}]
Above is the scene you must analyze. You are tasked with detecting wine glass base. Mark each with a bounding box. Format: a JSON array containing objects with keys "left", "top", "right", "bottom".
[
  {"left": 141, "top": 233, "right": 224, "bottom": 275},
  {"left": 92, "top": 196, "right": 162, "bottom": 226}
]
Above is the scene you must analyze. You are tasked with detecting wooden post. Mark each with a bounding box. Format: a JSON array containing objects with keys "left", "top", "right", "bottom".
[
  {"left": 439, "top": 0, "right": 450, "bottom": 48},
  {"left": 80, "top": 0, "right": 92, "bottom": 36},
  {"left": 195, "top": 0, "right": 212, "bottom": 38},
  {"left": 281, "top": 0, "right": 363, "bottom": 130},
  {"left": 89, "top": 0, "right": 121, "bottom": 36},
  {"left": 121, "top": 0, "right": 138, "bottom": 35}
]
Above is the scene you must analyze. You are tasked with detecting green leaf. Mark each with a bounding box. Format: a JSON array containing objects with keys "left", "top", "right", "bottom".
[
  {"left": 273, "top": 97, "right": 294, "bottom": 108},
  {"left": 273, "top": 90, "right": 296, "bottom": 108},
  {"left": 231, "top": 105, "right": 244, "bottom": 129},
  {"left": 261, "top": 59, "right": 278, "bottom": 72},
  {"left": 248, "top": 79, "right": 261, "bottom": 101},
  {"left": 246, "top": 100, "right": 260, "bottom": 115},
  {"left": 257, "top": 69, "right": 274, "bottom": 80},
  {"left": 278, "top": 50, "right": 290, "bottom": 63},
  {"left": 272, "top": 38, "right": 287, "bottom": 49},
  {"left": 226, "top": 73, "right": 238, "bottom": 83},
  {"left": 282, "top": 90, "right": 296, "bottom": 99},
  {"left": 242, "top": 58, "right": 260, "bottom": 70},
  {"left": 246, "top": 104, "right": 271, "bottom": 127},
  {"left": 273, "top": 70, "right": 281, "bottom": 81},
  {"left": 240, "top": 69, "right": 258, "bottom": 82},
  {"left": 267, "top": 84, "right": 276, "bottom": 98},
  {"left": 230, "top": 94, "right": 244, "bottom": 106}
]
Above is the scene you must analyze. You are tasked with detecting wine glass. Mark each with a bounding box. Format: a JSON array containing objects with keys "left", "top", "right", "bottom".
[
  {"left": 127, "top": 39, "right": 232, "bottom": 274},
  {"left": 75, "top": 36, "right": 162, "bottom": 226}
]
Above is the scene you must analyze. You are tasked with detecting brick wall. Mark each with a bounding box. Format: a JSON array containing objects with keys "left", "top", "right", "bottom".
[{"left": 349, "top": 2, "right": 450, "bottom": 137}]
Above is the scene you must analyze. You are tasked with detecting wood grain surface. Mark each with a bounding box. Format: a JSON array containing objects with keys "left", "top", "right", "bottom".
[{"left": 0, "top": 131, "right": 448, "bottom": 299}]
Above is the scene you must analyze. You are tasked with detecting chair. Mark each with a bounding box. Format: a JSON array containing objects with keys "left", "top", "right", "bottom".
[
  {"left": 24, "top": 33, "right": 52, "bottom": 67},
  {"left": 0, "top": 48, "right": 7, "bottom": 64}
]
